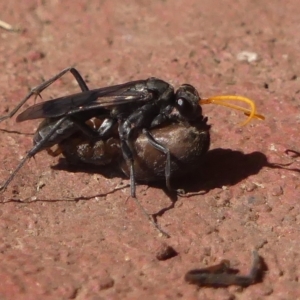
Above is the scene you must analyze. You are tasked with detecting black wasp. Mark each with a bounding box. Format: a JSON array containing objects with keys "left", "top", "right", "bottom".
[{"left": 0, "top": 67, "right": 207, "bottom": 197}]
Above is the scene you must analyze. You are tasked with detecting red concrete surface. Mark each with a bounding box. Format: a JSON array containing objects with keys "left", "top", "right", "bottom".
[{"left": 0, "top": 0, "right": 299, "bottom": 299}]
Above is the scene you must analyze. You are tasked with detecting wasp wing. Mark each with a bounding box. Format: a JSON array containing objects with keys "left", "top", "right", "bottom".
[{"left": 16, "top": 79, "right": 152, "bottom": 122}]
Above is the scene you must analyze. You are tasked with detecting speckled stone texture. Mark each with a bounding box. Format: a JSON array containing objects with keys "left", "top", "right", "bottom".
[{"left": 0, "top": 0, "right": 299, "bottom": 299}]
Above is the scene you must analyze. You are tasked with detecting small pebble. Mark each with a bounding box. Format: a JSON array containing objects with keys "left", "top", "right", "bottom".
[
  {"left": 156, "top": 243, "right": 178, "bottom": 261},
  {"left": 237, "top": 51, "right": 258, "bottom": 62},
  {"left": 271, "top": 186, "right": 283, "bottom": 196}
]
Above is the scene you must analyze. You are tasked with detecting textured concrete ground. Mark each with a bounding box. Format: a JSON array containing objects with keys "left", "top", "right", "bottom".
[{"left": 0, "top": 0, "right": 299, "bottom": 299}]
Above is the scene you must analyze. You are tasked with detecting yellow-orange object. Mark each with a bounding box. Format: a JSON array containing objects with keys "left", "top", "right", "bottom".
[{"left": 200, "top": 95, "right": 265, "bottom": 126}]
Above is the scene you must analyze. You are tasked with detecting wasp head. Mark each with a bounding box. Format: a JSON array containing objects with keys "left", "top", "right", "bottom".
[{"left": 175, "top": 84, "right": 202, "bottom": 121}]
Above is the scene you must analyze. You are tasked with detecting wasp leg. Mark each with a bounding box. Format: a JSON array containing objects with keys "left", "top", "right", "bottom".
[
  {"left": 118, "top": 120, "right": 171, "bottom": 236},
  {"left": 142, "top": 129, "right": 173, "bottom": 191},
  {"left": 0, "top": 116, "right": 69, "bottom": 192},
  {"left": 0, "top": 67, "right": 89, "bottom": 122},
  {"left": 118, "top": 135, "right": 136, "bottom": 197},
  {"left": 118, "top": 103, "right": 160, "bottom": 197}
]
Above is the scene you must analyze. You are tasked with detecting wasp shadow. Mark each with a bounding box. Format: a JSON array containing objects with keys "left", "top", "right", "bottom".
[{"left": 0, "top": 128, "right": 33, "bottom": 136}]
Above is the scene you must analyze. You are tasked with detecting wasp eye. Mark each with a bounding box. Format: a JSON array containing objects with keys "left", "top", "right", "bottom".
[
  {"left": 177, "top": 97, "right": 191, "bottom": 110},
  {"left": 177, "top": 97, "right": 198, "bottom": 117},
  {"left": 175, "top": 84, "right": 201, "bottom": 120},
  {"left": 177, "top": 98, "right": 185, "bottom": 107}
]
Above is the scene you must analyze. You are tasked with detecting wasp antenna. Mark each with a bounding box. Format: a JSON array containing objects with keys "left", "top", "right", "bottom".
[{"left": 200, "top": 95, "right": 265, "bottom": 125}]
